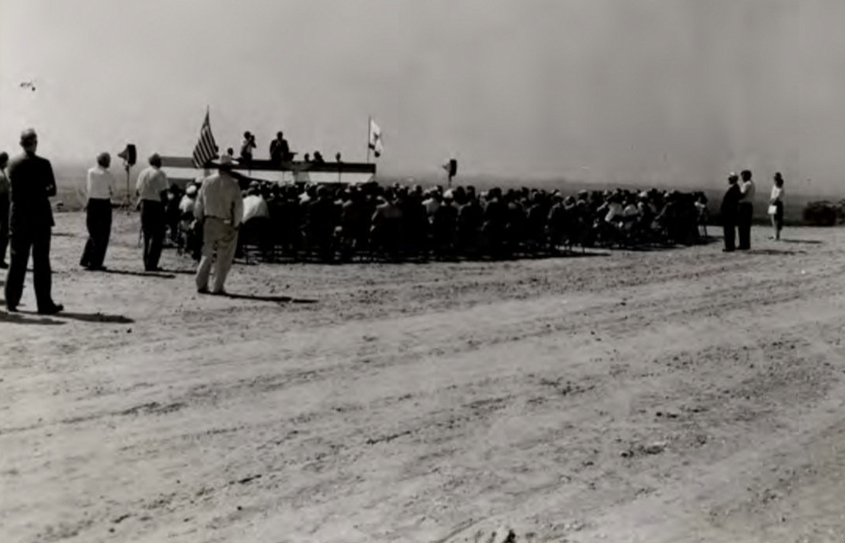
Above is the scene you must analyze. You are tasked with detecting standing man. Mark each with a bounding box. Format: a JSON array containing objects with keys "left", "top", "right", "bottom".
[
  {"left": 4, "top": 129, "right": 63, "bottom": 314},
  {"left": 737, "top": 169, "right": 756, "bottom": 250},
  {"left": 0, "top": 151, "right": 10, "bottom": 268},
  {"left": 240, "top": 131, "right": 256, "bottom": 164},
  {"left": 194, "top": 154, "right": 243, "bottom": 295},
  {"left": 80, "top": 152, "right": 115, "bottom": 270},
  {"left": 720, "top": 172, "right": 741, "bottom": 252},
  {"left": 135, "top": 153, "right": 170, "bottom": 271},
  {"left": 269, "top": 131, "right": 290, "bottom": 164}
]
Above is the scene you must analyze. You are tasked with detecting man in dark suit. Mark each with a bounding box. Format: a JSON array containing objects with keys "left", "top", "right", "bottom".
[
  {"left": 737, "top": 169, "right": 756, "bottom": 250},
  {"left": 720, "top": 172, "right": 741, "bottom": 252},
  {"left": 4, "top": 129, "right": 63, "bottom": 314}
]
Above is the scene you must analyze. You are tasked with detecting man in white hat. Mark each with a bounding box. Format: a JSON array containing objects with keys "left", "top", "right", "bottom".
[{"left": 194, "top": 154, "right": 244, "bottom": 294}]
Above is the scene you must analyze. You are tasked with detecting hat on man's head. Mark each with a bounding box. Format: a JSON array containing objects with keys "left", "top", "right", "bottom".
[
  {"left": 20, "top": 128, "right": 37, "bottom": 145},
  {"left": 186, "top": 185, "right": 198, "bottom": 196},
  {"left": 218, "top": 154, "right": 237, "bottom": 167}
]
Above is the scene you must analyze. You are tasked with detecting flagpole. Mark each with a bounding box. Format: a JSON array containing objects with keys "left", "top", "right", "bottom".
[{"left": 366, "top": 115, "right": 371, "bottom": 164}]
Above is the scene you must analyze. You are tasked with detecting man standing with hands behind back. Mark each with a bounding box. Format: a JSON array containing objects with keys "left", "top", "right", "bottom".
[
  {"left": 194, "top": 154, "right": 243, "bottom": 295},
  {"left": 5, "top": 129, "right": 63, "bottom": 314}
]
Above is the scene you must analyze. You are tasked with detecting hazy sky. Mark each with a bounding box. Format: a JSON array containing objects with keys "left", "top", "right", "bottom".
[{"left": 1, "top": 0, "right": 844, "bottom": 192}]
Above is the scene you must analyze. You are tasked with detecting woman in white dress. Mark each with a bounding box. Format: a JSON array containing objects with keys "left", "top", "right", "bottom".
[{"left": 769, "top": 172, "right": 785, "bottom": 240}]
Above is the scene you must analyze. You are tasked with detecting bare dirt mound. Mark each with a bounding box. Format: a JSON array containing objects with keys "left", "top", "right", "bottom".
[{"left": 2, "top": 212, "right": 844, "bottom": 542}]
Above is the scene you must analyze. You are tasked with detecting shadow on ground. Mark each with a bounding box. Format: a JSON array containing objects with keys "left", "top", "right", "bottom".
[
  {"left": 222, "top": 292, "right": 318, "bottom": 304},
  {"left": 746, "top": 248, "right": 805, "bottom": 256},
  {"left": 0, "top": 310, "right": 65, "bottom": 326},
  {"left": 159, "top": 268, "right": 198, "bottom": 276},
  {"left": 8, "top": 309, "right": 135, "bottom": 324},
  {"left": 779, "top": 239, "right": 823, "bottom": 245},
  {"left": 99, "top": 268, "right": 176, "bottom": 279}
]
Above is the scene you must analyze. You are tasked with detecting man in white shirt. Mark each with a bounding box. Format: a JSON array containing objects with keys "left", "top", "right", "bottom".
[
  {"left": 242, "top": 185, "right": 270, "bottom": 223},
  {"left": 80, "top": 152, "right": 115, "bottom": 270},
  {"left": 737, "top": 169, "right": 755, "bottom": 250},
  {"left": 194, "top": 154, "right": 244, "bottom": 295},
  {"left": 135, "top": 153, "right": 170, "bottom": 271}
]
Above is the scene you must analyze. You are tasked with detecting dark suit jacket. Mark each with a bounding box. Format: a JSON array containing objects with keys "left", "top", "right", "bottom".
[
  {"left": 719, "top": 183, "right": 741, "bottom": 224},
  {"left": 8, "top": 152, "right": 57, "bottom": 232}
]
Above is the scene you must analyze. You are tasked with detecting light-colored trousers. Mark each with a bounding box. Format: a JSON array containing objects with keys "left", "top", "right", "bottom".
[{"left": 195, "top": 218, "right": 239, "bottom": 293}]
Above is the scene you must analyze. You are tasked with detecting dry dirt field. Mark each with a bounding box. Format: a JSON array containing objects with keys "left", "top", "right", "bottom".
[{"left": 2, "top": 211, "right": 845, "bottom": 543}]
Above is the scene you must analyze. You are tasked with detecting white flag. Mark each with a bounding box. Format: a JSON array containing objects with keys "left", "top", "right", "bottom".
[{"left": 368, "top": 118, "right": 383, "bottom": 158}]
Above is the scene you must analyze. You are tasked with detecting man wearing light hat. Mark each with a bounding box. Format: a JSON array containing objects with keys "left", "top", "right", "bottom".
[
  {"left": 5, "top": 128, "right": 63, "bottom": 314},
  {"left": 194, "top": 154, "right": 244, "bottom": 294}
]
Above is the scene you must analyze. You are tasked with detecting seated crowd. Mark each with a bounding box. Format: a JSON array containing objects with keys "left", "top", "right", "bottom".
[{"left": 165, "top": 180, "right": 710, "bottom": 263}]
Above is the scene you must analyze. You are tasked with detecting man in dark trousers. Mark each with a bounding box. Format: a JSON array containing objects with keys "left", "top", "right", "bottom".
[
  {"left": 720, "top": 172, "right": 741, "bottom": 252},
  {"left": 4, "top": 129, "right": 63, "bottom": 314},
  {"left": 737, "top": 169, "right": 756, "bottom": 250},
  {"left": 80, "top": 152, "right": 115, "bottom": 270},
  {"left": 135, "top": 153, "right": 170, "bottom": 271}
]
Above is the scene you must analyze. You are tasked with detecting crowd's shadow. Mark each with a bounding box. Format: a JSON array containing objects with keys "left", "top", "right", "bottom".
[{"left": 222, "top": 292, "right": 318, "bottom": 304}]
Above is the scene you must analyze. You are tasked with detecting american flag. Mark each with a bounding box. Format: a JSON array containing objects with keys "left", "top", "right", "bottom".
[
  {"left": 368, "top": 117, "right": 383, "bottom": 158},
  {"left": 192, "top": 109, "right": 218, "bottom": 168}
]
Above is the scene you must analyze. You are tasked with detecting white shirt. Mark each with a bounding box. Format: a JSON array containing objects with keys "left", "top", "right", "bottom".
[
  {"left": 135, "top": 166, "right": 169, "bottom": 201},
  {"left": 622, "top": 203, "right": 640, "bottom": 218},
  {"left": 770, "top": 185, "right": 784, "bottom": 203},
  {"left": 604, "top": 202, "right": 623, "bottom": 222},
  {"left": 194, "top": 172, "right": 244, "bottom": 228},
  {"left": 423, "top": 198, "right": 441, "bottom": 217},
  {"left": 739, "top": 180, "right": 756, "bottom": 202},
  {"left": 87, "top": 166, "right": 115, "bottom": 200},
  {"left": 179, "top": 195, "right": 195, "bottom": 215},
  {"left": 243, "top": 194, "right": 270, "bottom": 222}
]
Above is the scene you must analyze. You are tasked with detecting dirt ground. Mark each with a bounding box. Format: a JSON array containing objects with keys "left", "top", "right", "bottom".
[{"left": 2, "top": 211, "right": 844, "bottom": 543}]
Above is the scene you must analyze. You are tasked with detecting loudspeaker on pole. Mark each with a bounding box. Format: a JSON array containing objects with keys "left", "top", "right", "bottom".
[{"left": 118, "top": 144, "right": 136, "bottom": 166}]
